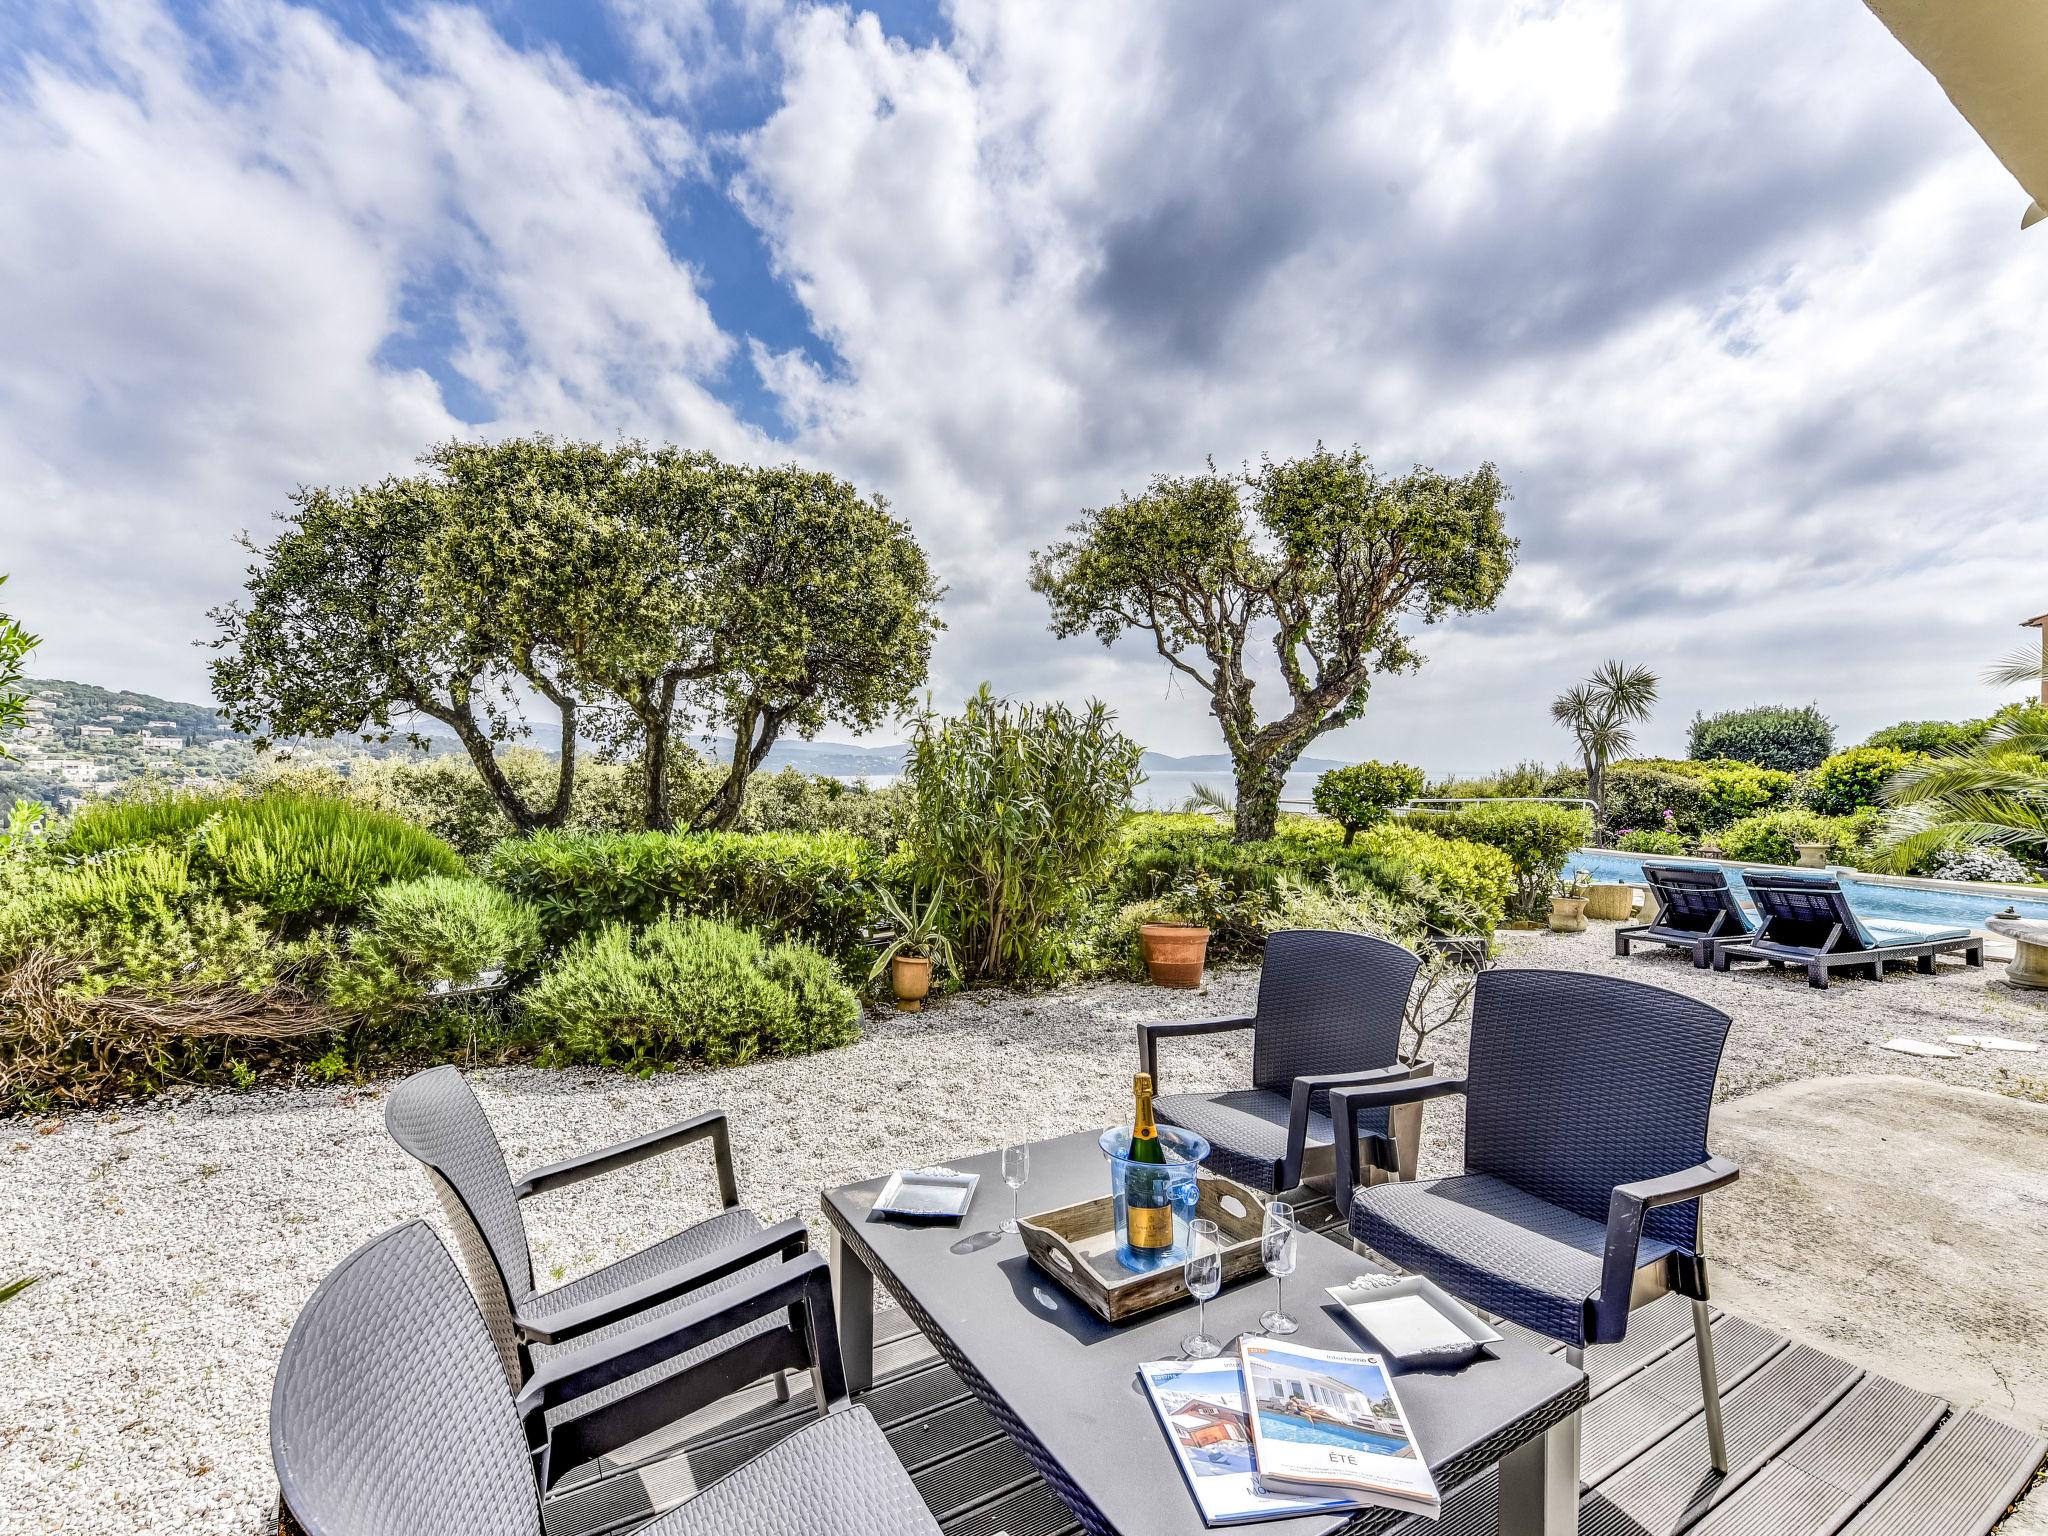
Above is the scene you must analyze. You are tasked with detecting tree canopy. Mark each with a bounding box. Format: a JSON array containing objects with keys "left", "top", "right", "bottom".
[
  {"left": 1030, "top": 445, "right": 1514, "bottom": 839},
  {"left": 211, "top": 437, "right": 941, "bottom": 834},
  {"left": 0, "top": 575, "right": 37, "bottom": 753}
]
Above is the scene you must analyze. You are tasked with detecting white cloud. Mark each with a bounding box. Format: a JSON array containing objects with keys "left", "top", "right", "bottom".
[
  {"left": 732, "top": 0, "right": 2048, "bottom": 766},
  {"left": 0, "top": 0, "right": 756, "bottom": 698}
]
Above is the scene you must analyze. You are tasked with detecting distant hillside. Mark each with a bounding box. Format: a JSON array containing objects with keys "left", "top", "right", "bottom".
[{"left": 1, "top": 676, "right": 1358, "bottom": 809}]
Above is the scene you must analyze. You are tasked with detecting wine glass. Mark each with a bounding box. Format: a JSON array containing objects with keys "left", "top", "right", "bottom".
[
  {"left": 1181, "top": 1219, "right": 1223, "bottom": 1359},
  {"left": 1000, "top": 1143, "right": 1030, "bottom": 1234},
  {"left": 1259, "top": 1200, "right": 1299, "bottom": 1335}
]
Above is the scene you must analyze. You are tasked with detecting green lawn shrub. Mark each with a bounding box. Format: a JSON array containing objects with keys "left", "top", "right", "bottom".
[
  {"left": 901, "top": 687, "right": 1144, "bottom": 981},
  {"left": 1605, "top": 759, "right": 1794, "bottom": 832},
  {"left": 1805, "top": 746, "right": 1923, "bottom": 817},
  {"left": 1311, "top": 761, "right": 1425, "bottom": 844},
  {"left": 326, "top": 876, "right": 542, "bottom": 1026},
  {"left": 1687, "top": 704, "right": 1834, "bottom": 773},
  {"left": 522, "top": 917, "right": 859, "bottom": 1070},
  {"left": 1863, "top": 719, "right": 1982, "bottom": 755},
  {"left": 1716, "top": 808, "right": 1860, "bottom": 867},
  {"left": 485, "top": 829, "right": 877, "bottom": 966},
  {"left": 1406, "top": 802, "right": 1591, "bottom": 919}
]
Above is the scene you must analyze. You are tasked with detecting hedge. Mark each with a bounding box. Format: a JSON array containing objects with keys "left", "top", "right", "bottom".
[
  {"left": 1407, "top": 802, "right": 1592, "bottom": 919},
  {"left": 485, "top": 829, "right": 878, "bottom": 966}
]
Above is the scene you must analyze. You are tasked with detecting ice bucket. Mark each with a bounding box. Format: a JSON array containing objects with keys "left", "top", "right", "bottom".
[{"left": 1098, "top": 1124, "right": 1208, "bottom": 1272}]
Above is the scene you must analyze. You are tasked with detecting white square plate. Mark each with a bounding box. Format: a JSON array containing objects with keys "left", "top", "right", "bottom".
[
  {"left": 1326, "top": 1273, "right": 1503, "bottom": 1366},
  {"left": 873, "top": 1167, "right": 979, "bottom": 1221}
]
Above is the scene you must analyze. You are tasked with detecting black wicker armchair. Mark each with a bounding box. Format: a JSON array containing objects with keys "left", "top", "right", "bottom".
[
  {"left": 384, "top": 1066, "right": 807, "bottom": 1434},
  {"left": 1138, "top": 928, "right": 1422, "bottom": 1195},
  {"left": 1331, "top": 969, "right": 1741, "bottom": 1473},
  {"left": 271, "top": 1221, "right": 940, "bottom": 1536}
]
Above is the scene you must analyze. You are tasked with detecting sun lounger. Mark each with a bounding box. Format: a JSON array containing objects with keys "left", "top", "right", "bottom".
[
  {"left": 1615, "top": 863, "right": 1759, "bottom": 968},
  {"left": 1711, "top": 870, "right": 1984, "bottom": 988}
]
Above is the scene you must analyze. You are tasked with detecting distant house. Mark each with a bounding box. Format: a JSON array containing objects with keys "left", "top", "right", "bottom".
[
  {"left": 116, "top": 704, "right": 148, "bottom": 714},
  {"left": 76, "top": 725, "right": 115, "bottom": 738},
  {"left": 146, "top": 719, "right": 178, "bottom": 729},
  {"left": 48, "top": 760, "right": 103, "bottom": 784},
  {"left": 20, "top": 698, "right": 50, "bottom": 715},
  {"left": 138, "top": 735, "right": 184, "bottom": 753},
  {"left": 98, "top": 713, "right": 124, "bottom": 723}
]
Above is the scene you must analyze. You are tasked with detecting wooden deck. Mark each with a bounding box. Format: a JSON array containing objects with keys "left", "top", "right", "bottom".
[{"left": 540, "top": 1206, "right": 2047, "bottom": 1536}]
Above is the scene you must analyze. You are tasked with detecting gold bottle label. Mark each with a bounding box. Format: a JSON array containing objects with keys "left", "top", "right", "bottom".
[{"left": 1127, "top": 1202, "right": 1173, "bottom": 1249}]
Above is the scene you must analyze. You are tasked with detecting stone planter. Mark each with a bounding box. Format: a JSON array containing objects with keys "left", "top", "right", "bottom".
[
  {"left": 1583, "top": 883, "right": 1636, "bottom": 921},
  {"left": 890, "top": 954, "right": 934, "bottom": 1012},
  {"left": 1794, "top": 842, "right": 1830, "bottom": 869},
  {"left": 1139, "top": 924, "right": 1211, "bottom": 989},
  {"left": 1548, "top": 896, "right": 1589, "bottom": 933}
]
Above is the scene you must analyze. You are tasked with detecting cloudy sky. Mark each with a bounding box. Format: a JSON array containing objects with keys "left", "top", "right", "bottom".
[{"left": 3, "top": 0, "right": 2043, "bottom": 775}]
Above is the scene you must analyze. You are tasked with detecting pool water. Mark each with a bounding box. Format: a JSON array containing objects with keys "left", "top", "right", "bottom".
[
  {"left": 1569, "top": 850, "right": 2048, "bottom": 930},
  {"left": 1259, "top": 1410, "right": 1414, "bottom": 1458}
]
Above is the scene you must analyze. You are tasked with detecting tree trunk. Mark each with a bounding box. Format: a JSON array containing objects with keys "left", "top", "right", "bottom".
[
  {"left": 638, "top": 674, "right": 683, "bottom": 833},
  {"left": 690, "top": 700, "right": 790, "bottom": 832},
  {"left": 1232, "top": 755, "right": 1287, "bottom": 842},
  {"left": 436, "top": 706, "right": 546, "bottom": 835}
]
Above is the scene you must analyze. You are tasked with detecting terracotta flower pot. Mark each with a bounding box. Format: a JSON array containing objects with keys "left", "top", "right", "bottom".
[
  {"left": 1139, "top": 923, "right": 1210, "bottom": 989},
  {"left": 890, "top": 953, "right": 933, "bottom": 1012},
  {"left": 1548, "top": 896, "right": 1589, "bottom": 933},
  {"left": 1583, "top": 883, "right": 1635, "bottom": 921}
]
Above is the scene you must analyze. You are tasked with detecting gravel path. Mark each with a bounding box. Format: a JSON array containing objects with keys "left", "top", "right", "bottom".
[{"left": 3, "top": 929, "right": 2042, "bottom": 1535}]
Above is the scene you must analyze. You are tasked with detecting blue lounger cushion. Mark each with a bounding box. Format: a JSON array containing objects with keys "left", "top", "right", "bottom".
[{"left": 1860, "top": 918, "right": 1974, "bottom": 947}]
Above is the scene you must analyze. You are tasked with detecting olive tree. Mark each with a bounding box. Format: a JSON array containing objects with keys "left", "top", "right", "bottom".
[
  {"left": 210, "top": 476, "right": 585, "bottom": 834},
  {"left": 1031, "top": 446, "right": 1514, "bottom": 841}
]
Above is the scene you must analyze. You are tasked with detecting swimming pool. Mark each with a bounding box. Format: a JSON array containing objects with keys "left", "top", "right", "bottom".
[{"left": 1568, "top": 850, "right": 2048, "bottom": 930}]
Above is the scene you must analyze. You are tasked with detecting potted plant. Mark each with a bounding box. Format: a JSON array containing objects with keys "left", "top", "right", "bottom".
[
  {"left": 1793, "top": 841, "right": 1830, "bottom": 869},
  {"left": 869, "top": 884, "right": 956, "bottom": 1012},
  {"left": 1139, "top": 874, "right": 1219, "bottom": 988},
  {"left": 1548, "top": 869, "right": 1591, "bottom": 933}
]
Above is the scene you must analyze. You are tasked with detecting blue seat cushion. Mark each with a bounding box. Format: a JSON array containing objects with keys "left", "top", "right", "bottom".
[
  {"left": 1349, "top": 1173, "right": 1675, "bottom": 1347},
  {"left": 1859, "top": 918, "right": 1973, "bottom": 947},
  {"left": 1155, "top": 1088, "right": 1388, "bottom": 1194}
]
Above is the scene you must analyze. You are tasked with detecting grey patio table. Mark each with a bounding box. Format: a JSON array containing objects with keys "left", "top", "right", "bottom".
[{"left": 824, "top": 1129, "right": 1588, "bottom": 1536}]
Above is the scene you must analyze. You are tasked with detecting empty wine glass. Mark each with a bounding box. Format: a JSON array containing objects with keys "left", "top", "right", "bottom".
[
  {"left": 1259, "top": 1200, "right": 1299, "bottom": 1335},
  {"left": 1000, "top": 1143, "right": 1030, "bottom": 1234},
  {"left": 1181, "top": 1218, "right": 1223, "bottom": 1359}
]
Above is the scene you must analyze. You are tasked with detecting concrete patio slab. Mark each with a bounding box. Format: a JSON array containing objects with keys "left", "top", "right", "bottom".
[{"left": 1707, "top": 1074, "right": 2048, "bottom": 1438}]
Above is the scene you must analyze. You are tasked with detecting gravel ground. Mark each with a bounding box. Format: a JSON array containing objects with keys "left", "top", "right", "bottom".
[{"left": 3, "top": 927, "right": 2043, "bottom": 1535}]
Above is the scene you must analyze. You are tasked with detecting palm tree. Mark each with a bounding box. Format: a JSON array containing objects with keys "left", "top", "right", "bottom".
[
  {"left": 1881, "top": 651, "right": 2048, "bottom": 868},
  {"left": 1551, "top": 661, "right": 1659, "bottom": 809}
]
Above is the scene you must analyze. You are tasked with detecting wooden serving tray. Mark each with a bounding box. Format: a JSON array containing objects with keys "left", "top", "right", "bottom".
[{"left": 1018, "top": 1173, "right": 1268, "bottom": 1324}]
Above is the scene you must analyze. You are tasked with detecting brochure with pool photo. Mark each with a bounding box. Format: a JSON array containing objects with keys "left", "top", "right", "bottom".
[
  {"left": 1138, "top": 1358, "right": 1365, "bottom": 1526},
  {"left": 1237, "top": 1337, "right": 1440, "bottom": 1517}
]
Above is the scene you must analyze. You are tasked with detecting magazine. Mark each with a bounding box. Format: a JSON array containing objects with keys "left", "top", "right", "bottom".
[
  {"left": 1138, "top": 1357, "right": 1365, "bottom": 1526},
  {"left": 1237, "top": 1337, "right": 1441, "bottom": 1518}
]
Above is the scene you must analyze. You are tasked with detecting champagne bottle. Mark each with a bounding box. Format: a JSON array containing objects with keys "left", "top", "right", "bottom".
[{"left": 1126, "top": 1072, "right": 1172, "bottom": 1253}]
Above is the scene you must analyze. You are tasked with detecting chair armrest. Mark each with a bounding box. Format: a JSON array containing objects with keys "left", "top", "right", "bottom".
[
  {"left": 1329, "top": 1075, "right": 1468, "bottom": 1215},
  {"left": 514, "top": 1218, "right": 809, "bottom": 1346},
  {"left": 1281, "top": 1065, "right": 1413, "bottom": 1192},
  {"left": 518, "top": 1252, "right": 845, "bottom": 1490},
  {"left": 1593, "top": 1156, "right": 1741, "bottom": 1343},
  {"left": 515, "top": 1108, "right": 739, "bottom": 1207},
  {"left": 1135, "top": 1015, "right": 1255, "bottom": 1084}
]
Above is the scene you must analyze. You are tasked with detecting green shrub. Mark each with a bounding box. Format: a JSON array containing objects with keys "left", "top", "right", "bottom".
[
  {"left": 1408, "top": 802, "right": 1592, "bottom": 919},
  {"left": 326, "top": 876, "right": 541, "bottom": 1025},
  {"left": 1422, "top": 761, "right": 1584, "bottom": 800},
  {"left": 1863, "top": 719, "right": 1982, "bottom": 755},
  {"left": 1615, "top": 829, "right": 1689, "bottom": 856},
  {"left": 1718, "top": 808, "right": 1856, "bottom": 867},
  {"left": 485, "top": 829, "right": 878, "bottom": 966},
  {"left": 522, "top": 918, "right": 859, "bottom": 1069},
  {"left": 1312, "top": 762, "right": 1425, "bottom": 843},
  {"left": 1806, "top": 746, "right": 1923, "bottom": 817},
  {"left": 1600, "top": 767, "right": 1708, "bottom": 838},
  {"left": 1609, "top": 758, "right": 1795, "bottom": 830},
  {"left": 59, "top": 789, "right": 464, "bottom": 925},
  {"left": 902, "top": 686, "right": 1144, "bottom": 981},
  {"left": 1687, "top": 704, "right": 1834, "bottom": 773},
  {"left": 1345, "top": 822, "right": 1512, "bottom": 934}
]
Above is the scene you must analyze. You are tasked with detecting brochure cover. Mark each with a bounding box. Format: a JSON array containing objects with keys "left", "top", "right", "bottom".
[
  {"left": 1138, "top": 1357, "right": 1364, "bottom": 1527},
  {"left": 1237, "top": 1337, "right": 1441, "bottom": 1517}
]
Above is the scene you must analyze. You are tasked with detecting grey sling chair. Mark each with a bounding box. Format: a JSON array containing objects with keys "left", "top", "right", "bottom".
[
  {"left": 1329, "top": 969, "right": 1742, "bottom": 1475},
  {"left": 271, "top": 1220, "right": 943, "bottom": 1536},
  {"left": 1139, "top": 928, "right": 1424, "bottom": 1195},
  {"left": 384, "top": 1064, "right": 808, "bottom": 1429}
]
